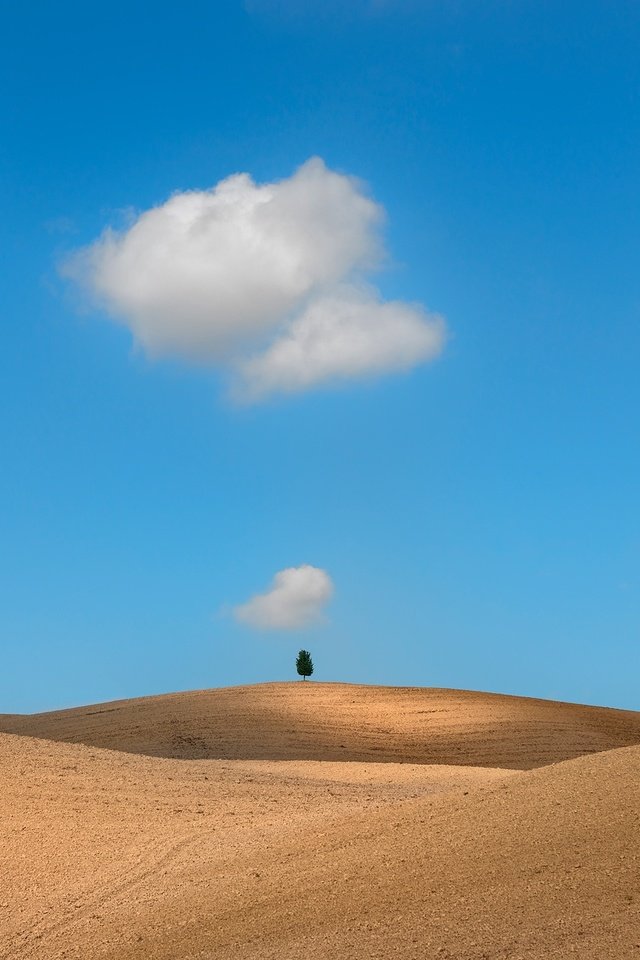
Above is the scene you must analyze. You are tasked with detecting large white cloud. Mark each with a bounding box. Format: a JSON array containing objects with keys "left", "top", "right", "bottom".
[
  {"left": 234, "top": 564, "right": 334, "bottom": 630},
  {"left": 63, "top": 157, "right": 446, "bottom": 399}
]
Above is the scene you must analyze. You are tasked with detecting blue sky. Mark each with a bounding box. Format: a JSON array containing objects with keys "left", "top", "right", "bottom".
[{"left": 2, "top": 0, "right": 640, "bottom": 712}]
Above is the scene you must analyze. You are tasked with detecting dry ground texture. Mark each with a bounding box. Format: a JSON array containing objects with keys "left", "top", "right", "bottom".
[{"left": 1, "top": 682, "right": 640, "bottom": 959}]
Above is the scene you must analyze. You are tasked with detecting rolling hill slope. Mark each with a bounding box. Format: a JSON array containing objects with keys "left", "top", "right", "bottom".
[
  {"left": 1, "top": 727, "right": 639, "bottom": 960},
  {"left": 2, "top": 681, "right": 640, "bottom": 768}
]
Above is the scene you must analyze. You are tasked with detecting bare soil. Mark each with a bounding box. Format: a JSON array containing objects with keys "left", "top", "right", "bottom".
[
  {"left": 3, "top": 681, "right": 640, "bottom": 767},
  {"left": 1, "top": 682, "right": 639, "bottom": 959}
]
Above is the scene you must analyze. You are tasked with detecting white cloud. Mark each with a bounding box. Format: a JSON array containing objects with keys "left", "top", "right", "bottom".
[
  {"left": 63, "top": 157, "right": 446, "bottom": 399},
  {"left": 234, "top": 564, "right": 334, "bottom": 630},
  {"left": 235, "top": 284, "right": 446, "bottom": 399}
]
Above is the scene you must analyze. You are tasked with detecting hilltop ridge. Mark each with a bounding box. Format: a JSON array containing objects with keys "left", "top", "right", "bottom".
[{"left": 3, "top": 681, "right": 640, "bottom": 769}]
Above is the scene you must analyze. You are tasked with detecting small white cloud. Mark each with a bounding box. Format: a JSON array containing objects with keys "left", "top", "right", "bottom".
[
  {"left": 63, "top": 157, "right": 446, "bottom": 400},
  {"left": 234, "top": 564, "right": 334, "bottom": 630}
]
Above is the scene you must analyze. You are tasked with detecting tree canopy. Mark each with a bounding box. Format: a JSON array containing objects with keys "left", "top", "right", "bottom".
[{"left": 296, "top": 649, "right": 313, "bottom": 680}]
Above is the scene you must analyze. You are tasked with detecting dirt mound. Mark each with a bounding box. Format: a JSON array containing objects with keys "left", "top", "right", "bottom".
[
  {"left": 2, "top": 682, "right": 640, "bottom": 768},
  {"left": 1, "top": 729, "right": 638, "bottom": 960}
]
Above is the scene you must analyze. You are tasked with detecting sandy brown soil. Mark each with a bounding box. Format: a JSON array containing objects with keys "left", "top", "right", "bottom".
[
  {"left": 3, "top": 681, "right": 640, "bottom": 768},
  {"left": 2, "top": 683, "right": 640, "bottom": 959}
]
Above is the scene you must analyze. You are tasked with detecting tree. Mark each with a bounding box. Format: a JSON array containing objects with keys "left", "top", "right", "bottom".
[{"left": 296, "top": 649, "right": 313, "bottom": 680}]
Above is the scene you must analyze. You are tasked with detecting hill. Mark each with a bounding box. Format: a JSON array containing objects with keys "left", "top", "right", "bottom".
[
  {"left": 1, "top": 727, "right": 638, "bottom": 959},
  {"left": 2, "top": 681, "right": 640, "bottom": 768}
]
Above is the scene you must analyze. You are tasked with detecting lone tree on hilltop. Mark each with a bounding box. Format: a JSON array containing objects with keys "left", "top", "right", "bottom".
[{"left": 296, "top": 649, "right": 313, "bottom": 680}]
